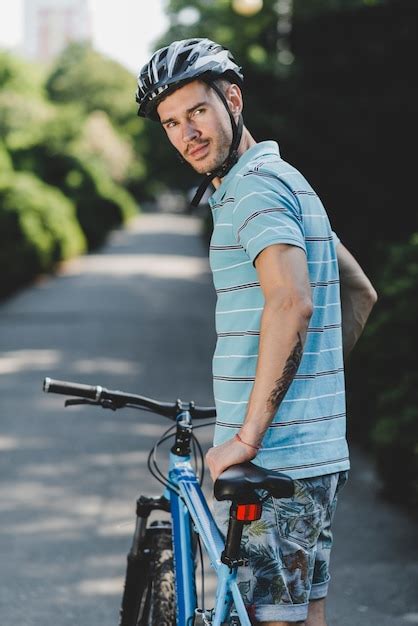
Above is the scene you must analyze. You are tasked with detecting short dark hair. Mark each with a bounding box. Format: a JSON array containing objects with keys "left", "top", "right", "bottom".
[{"left": 212, "top": 77, "right": 232, "bottom": 93}]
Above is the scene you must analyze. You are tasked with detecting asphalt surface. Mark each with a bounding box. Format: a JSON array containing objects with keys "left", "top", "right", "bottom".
[{"left": 0, "top": 211, "right": 417, "bottom": 626}]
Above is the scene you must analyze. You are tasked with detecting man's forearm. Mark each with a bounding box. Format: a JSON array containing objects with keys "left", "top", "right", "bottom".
[
  {"left": 240, "top": 294, "right": 311, "bottom": 446},
  {"left": 336, "top": 242, "right": 378, "bottom": 359},
  {"left": 340, "top": 282, "right": 377, "bottom": 358}
]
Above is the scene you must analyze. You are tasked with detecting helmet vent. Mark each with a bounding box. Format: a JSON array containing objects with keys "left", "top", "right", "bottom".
[
  {"left": 158, "top": 48, "right": 168, "bottom": 62},
  {"left": 187, "top": 52, "right": 199, "bottom": 68},
  {"left": 172, "top": 51, "right": 189, "bottom": 76}
]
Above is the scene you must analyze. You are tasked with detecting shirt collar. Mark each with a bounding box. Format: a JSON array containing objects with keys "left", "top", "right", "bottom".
[{"left": 209, "top": 141, "right": 281, "bottom": 204}]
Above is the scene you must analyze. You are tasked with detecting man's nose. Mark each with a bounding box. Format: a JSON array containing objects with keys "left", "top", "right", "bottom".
[{"left": 182, "top": 121, "right": 199, "bottom": 144}]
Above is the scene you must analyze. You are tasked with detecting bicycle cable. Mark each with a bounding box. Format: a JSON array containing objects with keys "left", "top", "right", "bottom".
[
  {"left": 149, "top": 420, "right": 216, "bottom": 491},
  {"left": 192, "top": 433, "right": 205, "bottom": 485},
  {"left": 192, "top": 436, "right": 198, "bottom": 476},
  {"left": 119, "top": 404, "right": 207, "bottom": 487},
  {"left": 148, "top": 427, "right": 203, "bottom": 492},
  {"left": 147, "top": 423, "right": 180, "bottom": 494},
  {"left": 149, "top": 430, "right": 202, "bottom": 492},
  {"left": 196, "top": 533, "right": 205, "bottom": 612}
]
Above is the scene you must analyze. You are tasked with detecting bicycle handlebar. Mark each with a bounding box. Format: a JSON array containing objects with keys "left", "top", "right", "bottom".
[
  {"left": 43, "top": 377, "right": 216, "bottom": 420},
  {"left": 44, "top": 377, "right": 101, "bottom": 400}
]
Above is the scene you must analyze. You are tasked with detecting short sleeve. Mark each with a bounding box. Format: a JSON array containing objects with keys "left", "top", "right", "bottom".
[
  {"left": 332, "top": 230, "right": 341, "bottom": 246},
  {"left": 232, "top": 172, "right": 306, "bottom": 264}
]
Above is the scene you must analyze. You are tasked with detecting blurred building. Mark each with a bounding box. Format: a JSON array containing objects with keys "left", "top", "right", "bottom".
[{"left": 23, "top": 0, "right": 91, "bottom": 62}]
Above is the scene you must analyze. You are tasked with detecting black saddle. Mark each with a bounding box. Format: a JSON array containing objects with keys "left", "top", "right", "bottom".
[{"left": 214, "top": 461, "right": 294, "bottom": 504}]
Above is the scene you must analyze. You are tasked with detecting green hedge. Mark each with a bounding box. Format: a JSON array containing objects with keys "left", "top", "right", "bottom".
[
  {"left": 61, "top": 153, "right": 138, "bottom": 249},
  {"left": 347, "top": 235, "right": 418, "bottom": 510},
  {"left": 1, "top": 47, "right": 140, "bottom": 300},
  {"left": 373, "top": 237, "right": 418, "bottom": 510},
  {"left": 12, "top": 146, "right": 138, "bottom": 249},
  {"left": 0, "top": 142, "right": 12, "bottom": 172},
  {"left": 0, "top": 171, "right": 86, "bottom": 297}
]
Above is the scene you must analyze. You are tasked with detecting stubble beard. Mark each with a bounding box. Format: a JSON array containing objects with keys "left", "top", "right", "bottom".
[{"left": 187, "top": 127, "right": 231, "bottom": 176}]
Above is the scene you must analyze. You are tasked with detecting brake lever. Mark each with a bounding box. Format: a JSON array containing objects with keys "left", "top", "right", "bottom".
[
  {"left": 65, "top": 398, "right": 100, "bottom": 408},
  {"left": 64, "top": 398, "right": 119, "bottom": 411}
]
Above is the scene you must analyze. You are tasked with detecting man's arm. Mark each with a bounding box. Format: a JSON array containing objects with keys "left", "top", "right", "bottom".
[
  {"left": 206, "top": 243, "right": 313, "bottom": 480},
  {"left": 336, "top": 242, "right": 378, "bottom": 360}
]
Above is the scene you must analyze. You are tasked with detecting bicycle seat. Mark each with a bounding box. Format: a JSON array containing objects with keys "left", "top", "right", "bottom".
[{"left": 214, "top": 461, "right": 294, "bottom": 504}]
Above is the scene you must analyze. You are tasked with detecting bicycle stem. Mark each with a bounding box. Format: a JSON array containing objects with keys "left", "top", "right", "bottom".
[{"left": 171, "top": 411, "right": 193, "bottom": 457}]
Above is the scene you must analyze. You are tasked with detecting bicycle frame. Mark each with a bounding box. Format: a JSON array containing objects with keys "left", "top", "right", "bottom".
[
  {"left": 42, "top": 378, "right": 259, "bottom": 626},
  {"left": 166, "top": 411, "right": 251, "bottom": 626}
]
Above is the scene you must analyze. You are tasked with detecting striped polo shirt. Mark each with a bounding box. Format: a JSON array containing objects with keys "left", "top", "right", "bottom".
[{"left": 208, "top": 141, "right": 349, "bottom": 479}]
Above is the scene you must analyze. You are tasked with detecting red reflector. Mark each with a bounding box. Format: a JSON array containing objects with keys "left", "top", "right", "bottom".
[{"left": 236, "top": 503, "right": 262, "bottom": 521}]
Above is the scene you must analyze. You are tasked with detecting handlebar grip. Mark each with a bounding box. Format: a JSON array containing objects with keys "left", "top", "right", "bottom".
[{"left": 43, "top": 377, "right": 102, "bottom": 400}]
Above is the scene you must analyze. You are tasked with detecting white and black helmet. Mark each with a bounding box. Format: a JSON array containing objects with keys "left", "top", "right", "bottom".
[
  {"left": 136, "top": 38, "right": 243, "bottom": 120},
  {"left": 136, "top": 38, "right": 245, "bottom": 208}
]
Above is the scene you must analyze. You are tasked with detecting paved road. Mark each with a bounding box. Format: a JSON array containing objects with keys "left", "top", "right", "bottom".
[{"left": 0, "top": 212, "right": 417, "bottom": 625}]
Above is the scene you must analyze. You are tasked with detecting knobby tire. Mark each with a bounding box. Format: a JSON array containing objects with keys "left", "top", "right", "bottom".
[{"left": 119, "top": 522, "right": 175, "bottom": 626}]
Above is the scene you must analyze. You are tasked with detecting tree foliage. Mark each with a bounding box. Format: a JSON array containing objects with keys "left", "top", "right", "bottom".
[
  {"left": 0, "top": 172, "right": 86, "bottom": 297},
  {"left": 348, "top": 234, "right": 418, "bottom": 509},
  {"left": 0, "top": 142, "right": 13, "bottom": 172},
  {"left": 46, "top": 43, "right": 140, "bottom": 133},
  {"left": 45, "top": 42, "right": 147, "bottom": 196},
  {"left": 12, "top": 143, "right": 137, "bottom": 250},
  {"left": 0, "top": 52, "right": 53, "bottom": 151},
  {"left": 1, "top": 44, "right": 143, "bottom": 298},
  {"left": 0, "top": 50, "right": 45, "bottom": 96}
]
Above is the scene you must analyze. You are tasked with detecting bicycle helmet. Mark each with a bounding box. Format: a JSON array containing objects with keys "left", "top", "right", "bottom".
[
  {"left": 136, "top": 38, "right": 243, "bottom": 121},
  {"left": 135, "top": 38, "right": 245, "bottom": 207}
]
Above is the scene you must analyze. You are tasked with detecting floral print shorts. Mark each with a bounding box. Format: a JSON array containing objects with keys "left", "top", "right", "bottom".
[{"left": 213, "top": 470, "right": 348, "bottom": 623}]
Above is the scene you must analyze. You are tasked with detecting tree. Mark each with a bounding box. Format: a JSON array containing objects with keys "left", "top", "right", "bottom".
[
  {"left": 45, "top": 43, "right": 147, "bottom": 198},
  {"left": 46, "top": 43, "right": 140, "bottom": 134},
  {"left": 0, "top": 50, "right": 45, "bottom": 95}
]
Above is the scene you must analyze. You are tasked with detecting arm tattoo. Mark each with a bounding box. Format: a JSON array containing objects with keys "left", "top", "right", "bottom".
[{"left": 267, "top": 333, "right": 303, "bottom": 413}]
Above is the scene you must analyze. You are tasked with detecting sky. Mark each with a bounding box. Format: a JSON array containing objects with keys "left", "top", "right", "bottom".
[{"left": 0, "top": 0, "right": 170, "bottom": 75}]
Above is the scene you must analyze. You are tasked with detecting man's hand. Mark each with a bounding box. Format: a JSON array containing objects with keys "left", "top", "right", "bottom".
[{"left": 205, "top": 436, "right": 257, "bottom": 482}]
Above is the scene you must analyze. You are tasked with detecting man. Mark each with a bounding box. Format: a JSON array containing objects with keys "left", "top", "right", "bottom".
[{"left": 135, "top": 38, "right": 377, "bottom": 626}]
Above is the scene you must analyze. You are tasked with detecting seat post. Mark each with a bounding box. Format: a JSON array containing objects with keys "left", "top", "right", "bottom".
[
  {"left": 221, "top": 501, "right": 262, "bottom": 568},
  {"left": 214, "top": 462, "right": 294, "bottom": 568}
]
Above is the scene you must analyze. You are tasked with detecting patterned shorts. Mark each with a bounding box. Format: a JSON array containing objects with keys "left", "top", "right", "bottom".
[{"left": 213, "top": 470, "right": 348, "bottom": 623}]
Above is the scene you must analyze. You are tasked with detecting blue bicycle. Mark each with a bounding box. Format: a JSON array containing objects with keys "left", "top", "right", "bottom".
[{"left": 43, "top": 377, "right": 294, "bottom": 625}]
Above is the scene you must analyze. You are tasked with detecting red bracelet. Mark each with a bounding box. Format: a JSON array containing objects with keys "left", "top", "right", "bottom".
[{"left": 235, "top": 433, "right": 260, "bottom": 451}]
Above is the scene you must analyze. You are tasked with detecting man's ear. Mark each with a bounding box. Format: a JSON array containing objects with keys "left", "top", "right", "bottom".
[{"left": 226, "top": 83, "right": 243, "bottom": 117}]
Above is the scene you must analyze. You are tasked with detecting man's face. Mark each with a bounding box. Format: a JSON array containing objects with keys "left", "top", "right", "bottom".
[{"left": 157, "top": 80, "right": 234, "bottom": 175}]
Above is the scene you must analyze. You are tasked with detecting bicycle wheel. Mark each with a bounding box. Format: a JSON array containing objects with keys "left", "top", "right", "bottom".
[
  {"left": 119, "top": 520, "right": 175, "bottom": 626},
  {"left": 144, "top": 522, "right": 176, "bottom": 626}
]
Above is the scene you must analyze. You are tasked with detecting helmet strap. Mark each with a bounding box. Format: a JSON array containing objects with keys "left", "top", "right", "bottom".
[{"left": 190, "top": 80, "right": 243, "bottom": 209}]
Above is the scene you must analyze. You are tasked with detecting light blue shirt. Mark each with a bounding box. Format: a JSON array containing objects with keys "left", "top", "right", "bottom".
[{"left": 208, "top": 141, "right": 349, "bottom": 479}]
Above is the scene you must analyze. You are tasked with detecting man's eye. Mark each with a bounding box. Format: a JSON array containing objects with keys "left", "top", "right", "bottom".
[
  {"left": 194, "top": 108, "right": 204, "bottom": 116},
  {"left": 166, "top": 121, "right": 177, "bottom": 129}
]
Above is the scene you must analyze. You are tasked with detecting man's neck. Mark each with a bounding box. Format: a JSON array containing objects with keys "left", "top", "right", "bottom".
[{"left": 212, "top": 127, "right": 256, "bottom": 189}]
